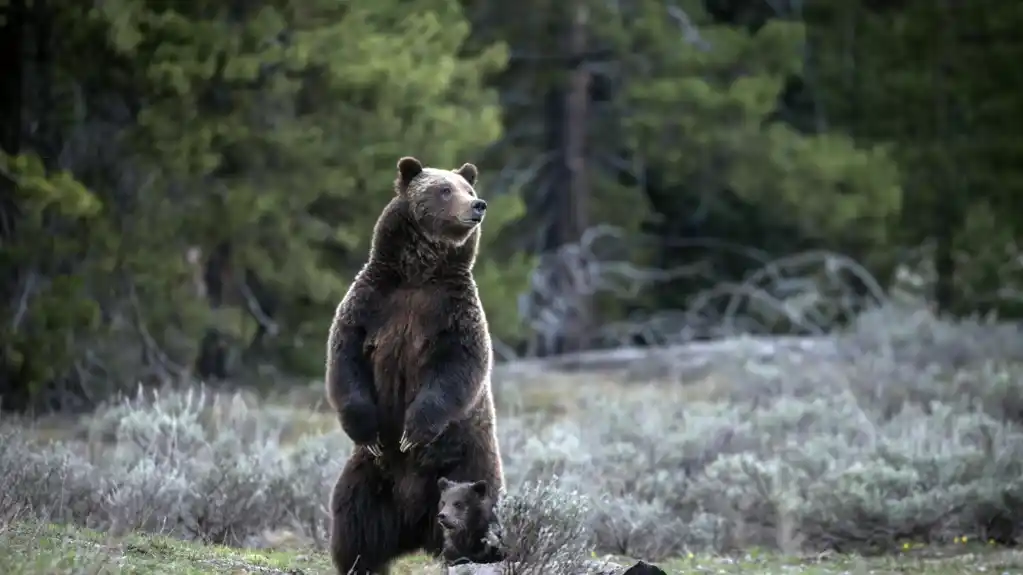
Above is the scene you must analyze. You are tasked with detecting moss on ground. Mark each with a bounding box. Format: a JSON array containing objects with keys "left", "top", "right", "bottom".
[
  {"left": 656, "top": 546, "right": 1023, "bottom": 574},
  {"left": 2, "top": 521, "right": 1021, "bottom": 574},
  {"left": 0, "top": 521, "right": 431, "bottom": 575}
]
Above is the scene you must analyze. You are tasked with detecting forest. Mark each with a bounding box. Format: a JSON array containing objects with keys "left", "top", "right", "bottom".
[{"left": 2, "top": 0, "right": 1022, "bottom": 411}]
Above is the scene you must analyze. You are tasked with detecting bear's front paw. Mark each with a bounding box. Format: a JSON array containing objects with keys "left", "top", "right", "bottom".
[
  {"left": 338, "top": 400, "right": 379, "bottom": 445},
  {"left": 398, "top": 421, "right": 443, "bottom": 453},
  {"left": 363, "top": 437, "right": 383, "bottom": 458}
]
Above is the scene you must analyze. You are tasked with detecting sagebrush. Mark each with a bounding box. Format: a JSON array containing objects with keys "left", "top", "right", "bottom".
[{"left": 2, "top": 301, "right": 1023, "bottom": 565}]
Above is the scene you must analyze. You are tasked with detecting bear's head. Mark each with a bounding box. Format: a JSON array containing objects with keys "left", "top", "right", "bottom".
[
  {"left": 436, "top": 477, "right": 494, "bottom": 533},
  {"left": 393, "top": 156, "right": 486, "bottom": 246}
]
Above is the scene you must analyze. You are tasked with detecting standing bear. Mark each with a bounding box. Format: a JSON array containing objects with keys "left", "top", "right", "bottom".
[{"left": 325, "top": 156, "right": 505, "bottom": 575}]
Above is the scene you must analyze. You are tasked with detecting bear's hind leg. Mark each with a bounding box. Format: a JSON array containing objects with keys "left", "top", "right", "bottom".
[{"left": 330, "top": 454, "right": 401, "bottom": 575}]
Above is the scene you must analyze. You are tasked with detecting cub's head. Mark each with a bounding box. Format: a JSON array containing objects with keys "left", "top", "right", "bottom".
[
  {"left": 437, "top": 477, "right": 494, "bottom": 533},
  {"left": 394, "top": 156, "right": 486, "bottom": 245}
]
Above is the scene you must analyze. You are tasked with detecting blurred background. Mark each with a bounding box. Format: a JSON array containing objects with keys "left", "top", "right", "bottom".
[{"left": 1, "top": 0, "right": 1021, "bottom": 413}]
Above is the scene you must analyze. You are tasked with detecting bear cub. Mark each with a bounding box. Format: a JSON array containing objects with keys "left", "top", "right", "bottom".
[{"left": 437, "top": 477, "right": 506, "bottom": 566}]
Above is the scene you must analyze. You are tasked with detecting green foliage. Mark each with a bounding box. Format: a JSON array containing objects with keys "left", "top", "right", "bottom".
[
  {"left": 3, "top": 0, "right": 525, "bottom": 398},
  {"left": 0, "top": 152, "right": 108, "bottom": 391},
  {"left": 732, "top": 126, "right": 901, "bottom": 245},
  {"left": 608, "top": 0, "right": 903, "bottom": 249},
  {"left": 104, "top": 0, "right": 515, "bottom": 375},
  {"left": 806, "top": 0, "right": 1023, "bottom": 313},
  {"left": 951, "top": 202, "right": 1023, "bottom": 315},
  {"left": 0, "top": 153, "right": 100, "bottom": 218},
  {"left": 5, "top": 0, "right": 1023, "bottom": 404}
]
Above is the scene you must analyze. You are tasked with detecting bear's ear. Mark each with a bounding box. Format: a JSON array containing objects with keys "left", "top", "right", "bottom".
[
  {"left": 455, "top": 162, "right": 478, "bottom": 186},
  {"left": 397, "top": 156, "right": 424, "bottom": 189},
  {"left": 438, "top": 477, "right": 453, "bottom": 491},
  {"left": 470, "top": 480, "right": 488, "bottom": 498}
]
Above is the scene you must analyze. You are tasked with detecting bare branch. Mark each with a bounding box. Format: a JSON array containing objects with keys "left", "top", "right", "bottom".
[
  {"left": 126, "top": 280, "right": 185, "bottom": 381},
  {"left": 237, "top": 279, "right": 279, "bottom": 337},
  {"left": 665, "top": 1, "right": 712, "bottom": 51},
  {"left": 9, "top": 269, "right": 37, "bottom": 332},
  {"left": 518, "top": 225, "right": 901, "bottom": 356}
]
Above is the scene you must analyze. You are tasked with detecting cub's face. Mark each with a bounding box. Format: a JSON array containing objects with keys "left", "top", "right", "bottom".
[
  {"left": 437, "top": 477, "right": 491, "bottom": 532},
  {"left": 395, "top": 156, "right": 486, "bottom": 244}
]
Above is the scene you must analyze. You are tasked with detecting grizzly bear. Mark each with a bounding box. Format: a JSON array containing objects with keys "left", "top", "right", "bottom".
[
  {"left": 325, "top": 156, "right": 505, "bottom": 575},
  {"left": 436, "top": 477, "right": 506, "bottom": 566}
]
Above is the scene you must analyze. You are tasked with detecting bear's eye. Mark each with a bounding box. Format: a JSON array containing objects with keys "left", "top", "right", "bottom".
[
  {"left": 453, "top": 501, "right": 465, "bottom": 510},
  {"left": 439, "top": 186, "right": 452, "bottom": 199}
]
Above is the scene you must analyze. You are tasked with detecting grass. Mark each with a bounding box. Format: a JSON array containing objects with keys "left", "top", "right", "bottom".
[
  {"left": 2, "top": 520, "right": 1021, "bottom": 574},
  {"left": 657, "top": 546, "right": 1023, "bottom": 574},
  {"left": 0, "top": 520, "right": 435, "bottom": 574}
]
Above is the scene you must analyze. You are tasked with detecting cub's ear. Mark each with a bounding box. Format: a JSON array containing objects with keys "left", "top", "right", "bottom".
[
  {"left": 470, "top": 480, "right": 488, "bottom": 498},
  {"left": 438, "top": 477, "right": 453, "bottom": 491},
  {"left": 396, "top": 156, "right": 424, "bottom": 191},
  {"left": 455, "top": 162, "right": 478, "bottom": 186}
]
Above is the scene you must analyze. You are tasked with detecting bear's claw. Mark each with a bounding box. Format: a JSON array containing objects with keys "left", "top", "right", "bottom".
[
  {"left": 399, "top": 430, "right": 417, "bottom": 453},
  {"left": 364, "top": 435, "right": 383, "bottom": 457}
]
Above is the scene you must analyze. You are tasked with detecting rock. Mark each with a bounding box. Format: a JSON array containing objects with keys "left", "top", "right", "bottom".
[
  {"left": 620, "top": 561, "right": 667, "bottom": 575},
  {"left": 445, "top": 559, "right": 664, "bottom": 575}
]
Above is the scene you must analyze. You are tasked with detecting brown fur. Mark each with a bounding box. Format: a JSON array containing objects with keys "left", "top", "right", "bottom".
[
  {"left": 325, "top": 156, "right": 504, "bottom": 575},
  {"left": 437, "top": 477, "right": 505, "bottom": 566}
]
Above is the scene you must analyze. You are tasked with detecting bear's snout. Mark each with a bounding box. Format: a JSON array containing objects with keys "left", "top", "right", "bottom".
[
  {"left": 437, "top": 511, "right": 455, "bottom": 529},
  {"left": 470, "top": 199, "right": 487, "bottom": 221}
]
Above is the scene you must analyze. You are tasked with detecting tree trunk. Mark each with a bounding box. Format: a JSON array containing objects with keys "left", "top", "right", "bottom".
[
  {"left": 0, "top": 0, "right": 27, "bottom": 410},
  {"left": 933, "top": 0, "right": 959, "bottom": 314},
  {"left": 560, "top": 1, "right": 591, "bottom": 353}
]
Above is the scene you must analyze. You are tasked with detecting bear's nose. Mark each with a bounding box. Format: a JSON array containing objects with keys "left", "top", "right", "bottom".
[{"left": 471, "top": 199, "right": 487, "bottom": 218}]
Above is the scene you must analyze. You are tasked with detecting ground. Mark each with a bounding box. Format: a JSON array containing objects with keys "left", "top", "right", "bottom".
[
  {"left": 2, "top": 521, "right": 1021, "bottom": 574},
  {"left": 3, "top": 311, "right": 1023, "bottom": 575}
]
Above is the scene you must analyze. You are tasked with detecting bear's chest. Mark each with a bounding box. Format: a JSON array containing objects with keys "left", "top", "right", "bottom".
[{"left": 366, "top": 288, "right": 445, "bottom": 377}]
